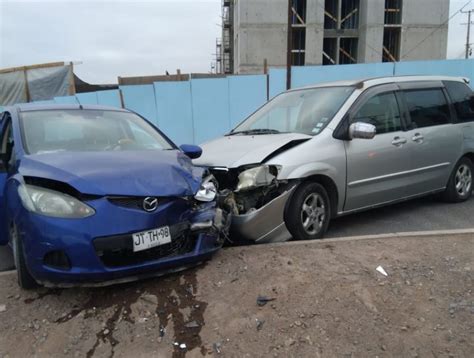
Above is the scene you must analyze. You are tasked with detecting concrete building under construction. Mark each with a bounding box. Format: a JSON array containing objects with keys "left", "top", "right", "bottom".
[{"left": 216, "top": 0, "right": 450, "bottom": 74}]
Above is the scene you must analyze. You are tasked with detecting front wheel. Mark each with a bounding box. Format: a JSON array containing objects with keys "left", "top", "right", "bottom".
[
  {"left": 442, "top": 158, "right": 473, "bottom": 203},
  {"left": 285, "top": 182, "right": 331, "bottom": 241},
  {"left": 11, "top": 224, "right": 39, "bottom": 290}
]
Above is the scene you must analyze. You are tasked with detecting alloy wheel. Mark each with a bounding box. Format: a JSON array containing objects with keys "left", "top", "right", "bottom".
[
  {"left": 300, "top": 193, "right": 326, "bottom": 235},
  {"left": 455, "top": 164, "right": 472, "bottom": 197}
]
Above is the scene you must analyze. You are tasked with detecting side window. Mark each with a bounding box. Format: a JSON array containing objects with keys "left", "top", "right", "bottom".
[
  {"left": 404, "top": 89, "right": 451, "bottom": 129},
  {"left": 352, "top": 92, "right": 402, "bottom": 135},
  {"left": 444, "top": 81, "right": 474, "bottom": 122}
]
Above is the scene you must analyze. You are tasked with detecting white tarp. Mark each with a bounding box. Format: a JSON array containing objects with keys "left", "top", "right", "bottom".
[
  {"left": 0, "top": 70, "right": 27, "bottom": 105},
  {"left": 0, "top": 64, "right": 73, "bottom": 106}
]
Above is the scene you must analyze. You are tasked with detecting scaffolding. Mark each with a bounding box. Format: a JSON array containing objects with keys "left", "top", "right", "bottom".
[
  {"left": 291, "top": 0, "right": 307, "bottom": 66},
  {"left": 215, "top": 0, "right": 234, "bottom": 74},
  {"left": 323, "top": 0, "right": 360, "bottom": 65},
  {"left": 383, "top": 0, "right": 402, "bottom": 62}
]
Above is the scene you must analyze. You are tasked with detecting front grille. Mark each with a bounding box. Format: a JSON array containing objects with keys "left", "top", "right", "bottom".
[
  {"left": 107, "top": 196, "right": 175, "bottom": 211},
  {"left": 93, "top": 222, "right": 196, "bottom": 268}
]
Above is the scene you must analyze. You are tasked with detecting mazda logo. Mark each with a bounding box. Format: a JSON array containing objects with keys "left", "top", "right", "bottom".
[{"left": 143, "top": 197, "right": 158, "bottom": 212}]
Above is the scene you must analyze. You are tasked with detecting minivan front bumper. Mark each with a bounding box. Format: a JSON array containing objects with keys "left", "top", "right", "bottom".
[{"left": 229, "top": 185, "right": 296, "bottom": 243}]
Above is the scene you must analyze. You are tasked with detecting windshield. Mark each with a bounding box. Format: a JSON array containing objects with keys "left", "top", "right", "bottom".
[
  {"left": 20, "top": 109, "right": 174, "bottom": 155},
  {"left": 232, "top": 86, "right": 354, "bottom": 136}
]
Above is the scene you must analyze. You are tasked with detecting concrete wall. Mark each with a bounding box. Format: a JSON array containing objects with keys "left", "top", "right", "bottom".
[
  {"left": 304, "top": 0, "right": 325, "bottom": 66},
  {"left": 233, "top": 0, "right": 288, "bottom": 74},
  {"left": 232, "top": 0, "right": 450, "bottom": 73},
  {"left": 400, "top": 0, "right": 449, "bottom": 61},
  {"left": 358, "top": 0, "right": 385, "bottom": 63}
]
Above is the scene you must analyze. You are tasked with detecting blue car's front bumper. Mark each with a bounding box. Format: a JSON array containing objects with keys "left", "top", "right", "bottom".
[{"left": 15, "top": 197, "right": 224, "bottom": 287}]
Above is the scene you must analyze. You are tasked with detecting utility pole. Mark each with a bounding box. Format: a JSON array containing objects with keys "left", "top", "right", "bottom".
[
  {"left": 461, "top": 9, "right": 473, "bottom": 59},
  {"left": 286, "top": 0, "right": 293, "bottom": 90}
]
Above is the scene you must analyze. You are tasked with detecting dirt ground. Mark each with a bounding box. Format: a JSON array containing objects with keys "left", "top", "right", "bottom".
[{"left": 0, "top": 234, "right": 472, "bottom": 358}]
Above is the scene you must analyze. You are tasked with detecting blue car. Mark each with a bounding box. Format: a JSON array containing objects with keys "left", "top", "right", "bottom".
[{"left": 0, "top": 104, "right": 228, "bottom": 289}]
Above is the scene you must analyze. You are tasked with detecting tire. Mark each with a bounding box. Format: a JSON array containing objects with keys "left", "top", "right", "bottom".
[
  {"left": 285, "top": 182, "right": 331, "bottom": 241},
  {"left": 11, "top": 224, "right": 39, "bottom": 290},
  {"left": 442, "top": 157, "right": 473, "bottom": 203}
]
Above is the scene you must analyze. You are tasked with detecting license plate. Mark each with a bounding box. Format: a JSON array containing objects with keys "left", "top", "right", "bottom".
[{"left": 132, "top": 226, "right": 172, "bottom": 252}]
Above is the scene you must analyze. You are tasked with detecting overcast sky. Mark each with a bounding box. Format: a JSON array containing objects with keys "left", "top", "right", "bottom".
[{"left": 0, "top": 0, "right": 472, "bottom": 84}]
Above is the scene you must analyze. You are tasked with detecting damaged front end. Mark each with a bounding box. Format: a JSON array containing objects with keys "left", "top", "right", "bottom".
[
  {"left": 212, "top": 165, "right": 297, "bottom": 244},
  {"left": 190, "top": 174, "right": 231, "bottom": 245}
]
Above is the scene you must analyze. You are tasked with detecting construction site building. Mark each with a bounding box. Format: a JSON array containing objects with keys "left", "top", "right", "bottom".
[{"left": 217, "top": 0, "right": 450, "bottom": 74}]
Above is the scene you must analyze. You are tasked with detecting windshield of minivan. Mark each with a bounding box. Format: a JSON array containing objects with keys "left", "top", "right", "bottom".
[
  {"left": 231, "top": 86, "right": 354, "bottom": 136},
  {"left": 20, "top": 109, "right": 174, "bottom": 155}
]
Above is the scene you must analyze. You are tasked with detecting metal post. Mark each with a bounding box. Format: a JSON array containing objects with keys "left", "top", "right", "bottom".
[
  {"left": 467, "top": 10, "right": 472, "bottom": 59},
  {"left": 462, "top": 9, "right": 473, "bottom": 59},
  {"left": 286, "top": 0, "right": 293, "bottom": 90}
]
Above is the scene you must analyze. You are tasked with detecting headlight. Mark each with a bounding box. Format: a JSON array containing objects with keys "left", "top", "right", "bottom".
[
  {"left": 194, "top": 177, "right": 217, "bottom": 202},
  {"left": 236, "top": 165, "right": 278, "bottom": 192},
  {"left": 18, "top": 184, "right": 95, "bottom": 218}
]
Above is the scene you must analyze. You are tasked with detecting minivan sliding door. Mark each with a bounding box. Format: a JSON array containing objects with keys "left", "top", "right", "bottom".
[
  {"left": 398, "top": 85, "right": 462, "bottom": 194},
  {"left": 344, "top": 87, "right": 412, "bottom": 211}
]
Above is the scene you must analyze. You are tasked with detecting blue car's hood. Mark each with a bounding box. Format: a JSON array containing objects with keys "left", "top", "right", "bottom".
[{"left": 19, "top": 150, "right": 204, "bottom": 197}]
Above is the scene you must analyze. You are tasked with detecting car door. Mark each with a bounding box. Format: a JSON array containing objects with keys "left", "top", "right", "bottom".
[
  {"left": 0, "top": 113, "right": 11, "bottom": 245},
  {"left": 398, "top": 83, "right": 463, "bottom": 194},
  {"left": 344, "top": 85, "right": 413, "bottom": 212}
]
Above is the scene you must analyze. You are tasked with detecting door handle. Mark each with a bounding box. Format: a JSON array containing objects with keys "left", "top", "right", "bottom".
[
  {"left": 392, "top": 137, "right": 407, "bottom": 147},
  {"left": 412, "top": 133, "right": 424, "bottom": 143}
]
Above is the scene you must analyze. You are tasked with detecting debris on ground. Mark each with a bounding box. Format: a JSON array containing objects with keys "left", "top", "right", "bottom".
[
  {"left": 0, "top": 304, "right": 6, "bottom": 313},
  {"left": 376, "top": 265, "right": 388, "bottom": 276},
  {"left": 256, "top": 318, "right": 265, "bottom": 331},
  {"left": 0, "top": 234, "right": 472, "bottom": 357},
  {"left": 213, "top": 342, "right": 222, "bottom": 354},
  {"left": 256, "top": 295, "right": 276, "bottom": 307},
  {"left": 184, "top": 320, "right": 200, "bottom": 329}
]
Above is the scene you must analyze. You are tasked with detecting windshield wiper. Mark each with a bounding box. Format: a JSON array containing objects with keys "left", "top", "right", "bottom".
[{"left": 226, "top": 129, "right": 283, "bottom": 136}]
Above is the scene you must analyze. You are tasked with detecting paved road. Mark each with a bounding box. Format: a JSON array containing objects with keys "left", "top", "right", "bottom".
[
  {"left": 326, "top": 196, "right": 474, "bottom": 238},
  {"left": 1, "top": 196, "right": 473, "bottom": 272}
]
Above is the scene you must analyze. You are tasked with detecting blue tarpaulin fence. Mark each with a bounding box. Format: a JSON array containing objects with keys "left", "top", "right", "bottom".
[{"left": 3, "top": 59, "right": 472, "bottom": 145}]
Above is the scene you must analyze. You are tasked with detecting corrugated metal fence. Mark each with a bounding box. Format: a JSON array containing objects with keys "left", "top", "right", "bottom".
[{"left": 7, "top": 59, "right": 474, "bottom": 145}]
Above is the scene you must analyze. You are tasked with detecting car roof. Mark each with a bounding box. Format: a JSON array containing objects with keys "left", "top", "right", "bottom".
[
  {"left": 291, "top": 75, "right": 470, "bottom": 91},
  {"left": 3, "top": 103, "right": 128, "bottom": 113}
]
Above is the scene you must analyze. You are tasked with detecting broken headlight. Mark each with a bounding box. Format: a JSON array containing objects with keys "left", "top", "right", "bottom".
[
  {"left": 236, "top": 165, "right": 278, "bottom": 192},
  {"left": 18, "top": 184, "right": 95, "bottom": 218},
  {"left": 194, "top": 176, "right": 217, "bottom": 202}
]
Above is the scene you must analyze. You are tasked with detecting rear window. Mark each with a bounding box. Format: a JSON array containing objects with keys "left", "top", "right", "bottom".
[
  {"left": 404, "top": 89, "right": 451, "bottom": 129},
  {"left": 444, "top": 81, "right": 474, "bottom": 122}
]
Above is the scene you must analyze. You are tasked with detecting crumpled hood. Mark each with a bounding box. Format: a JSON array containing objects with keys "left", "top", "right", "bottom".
[
  {"left": 194, "top": 133, "right": 311, "bottom": 168},
  {"left": 19, "top": 150, "right": 204, "bottom": 197}
]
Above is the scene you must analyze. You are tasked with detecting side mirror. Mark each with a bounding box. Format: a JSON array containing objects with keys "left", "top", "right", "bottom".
[
  {"left": 469, "top": 94, "right": 474, "bottom": 111},
  {"left": 180, "top": 144, "right": 202, "bottom": 159},
  {"left": 349, "top": 122, "right": 376, "bottom": 140}
]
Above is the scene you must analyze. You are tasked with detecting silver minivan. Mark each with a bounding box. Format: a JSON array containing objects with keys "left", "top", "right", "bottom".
[{"left": 195, "top": 76, "right": 474, "bottom": 243}]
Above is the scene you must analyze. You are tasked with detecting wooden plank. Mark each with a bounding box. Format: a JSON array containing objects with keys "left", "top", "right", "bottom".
[
  {"left": 118, "top": 89, "right": 125, "bottom": 108},
  {"left": 341, "top": 9, "right": 358, "bottom": 24},
  {"left": 339, "top": 48, "right": 357, "bottom": 63},
  {"left": 383, "top": 46, "right": 397, "bottom": 62},
  {"left": 322, "top": 51, "right": 336, "bottom": 64},
  {"left": 23, "top": 69, "right": 30, "bottom": 102},
  {"left": 0, "top": 61, "right": 65, "bottom": 74},
  {"left": 324, "top": 10, "right": 337, "bottom": 22},
  {"left": 291, "top": 7, "right": 305, "bottom": 25},
  {"left": 68, "top": 62, "right": 76, "bottom": 95}
]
